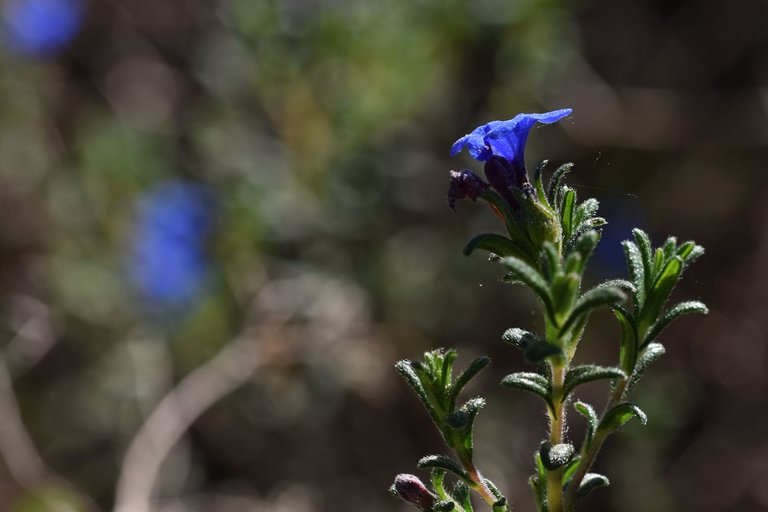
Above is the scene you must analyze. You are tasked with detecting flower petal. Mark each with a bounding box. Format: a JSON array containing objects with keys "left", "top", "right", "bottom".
[
  {"left": 484, "top": 109, "right": 572, "bottom": 165},
  {"left": 450, "top": 120, "right": 503, "bottom": 160}
]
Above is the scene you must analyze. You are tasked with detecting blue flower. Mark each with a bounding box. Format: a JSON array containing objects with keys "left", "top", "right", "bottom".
[
  {"left": 449, "top": 109, "right": 572, "bottom": 208},
  {"left": 2, "top": 0, "right": 83, "bottom": 57},
  {"left": 130, "top": 181, "right": 214, "bottom": 308}
]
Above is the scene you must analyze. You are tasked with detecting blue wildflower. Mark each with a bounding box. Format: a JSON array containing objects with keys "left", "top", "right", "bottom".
[
  {"left": 2, "top": 0, "right": 83, "bottom": 57},
  {"left": 449, "top": 109, "right": 572, "bottom": 209},
  {"left": 130, "top": 181, "right": 214, "bottom": 308}
]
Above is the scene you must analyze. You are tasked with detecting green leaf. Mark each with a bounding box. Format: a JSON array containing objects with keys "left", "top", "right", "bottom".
[
  {"left": 677, "top": 240, "right": 705, "bottom": 265},
  {"left": 502, "top": 327, "right": 564, "bottom": 362},
  {"left": 598, "top": 402, "right": 647, "bottom": 433},
  {"left": 575, "top": 473, "right": 610, "bottom": 502},
  {"left": 573, "top": 198, "right": 600, "bottom": 228},
  {"left": 449, "top": 356, "right": 491, "bottom": 405},
  {"left": 434, "top": 500, "right": 456, "bottom": 512},
  {"left": 452, "top": 481, "right": 473, "bottom": 512},
  {"left": 483, "top": 479, "right": 508, "bottom": 511},
  {"left": 500, "top": 256, "right": 555, "bottom": 320},
  {"left": 524, "top": 339, "right": 564, "bottom": 364},
  {"left": 479, "top": 190, "right": 533, "bottom": 251},
  {"left": 531, "top": 451, "right": 548, "bottom": 509},
  {"left": 622, "top": 240, "right": 645, "bottom": 310},
  {"left": 632, "top": 229, "right": 654, "bottom": 286},
  {"left": 563, "top": 365, "right": 626, "bottom": 397},
  {"left": 539, "top": 442, "right": 575, "bottom": 470},
  {"left": 440, "top": 350, "right": 458, "bottom": 392},
  {"left": 563, "top": 456, "right": 582, "bottom": 484},
  {"left": 551, "top": 271, "right": 581, "bottom": 323},
  {"left": 395, "top": 360, "right": 440, "bottom": 425},
  {"left": 540, "top": 242, "right": 560, "bottom": 281},
  {"left": 626, "top": 342, "right": 665, "bottom": 395},
  {"left": 501, "top": 372, "right": 553, "bottom": 410},
  {"left": 547, "top": 162, "right": 574, "bottom": 206},
  {"left": 564, "top": 217, "right": 606, "bottom": 254},
  {"left": 639, "top": 256, "right": 684, "bottom": 335},
  {"left": 463, "top": 233, "right": 530, "bottom": 260},
  {"left": 431, "top": 468, "right": 449, "bottom": 500},
  {"left": 574, "top": 401, "right": 598, "bottom": 447},
  {"left": 643, "top": 301, "right": 708, "bottom": 347},
  {"left": 570, "top": 230, "right": 600, "bottom": 267},
  {"left": 559, "top": 286, "right": 626, "bottom": 335},
  {"left": 560, "top": 187, "right": 577, "bottom": 239},
  {"left": 533, "top": 160, "right": 552, "bottom": 211},
  {"left": 501, "top": 327, "right": 538, "bottom": 350},
  {"left": 662, "top": 236, "right": 678, "bottom": 260},
  {"left": 613, "top": 306, "right": 638, "bottom": 374},
  {"left": 418, "top": 455, "right": 470, "bottom": 481},
  {"left": 594, "top": 279, "right": 636, "bottom": 295}
]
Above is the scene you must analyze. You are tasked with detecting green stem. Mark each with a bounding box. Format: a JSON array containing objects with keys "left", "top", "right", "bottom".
[
  {"left": 562, "top": 379, "right": 627, "bottom": 511},
  {"left": 547, "top": 362, "right": 566, "bottom": 512},
  {"left": 464, "top": 463, "right": 499, "bottom": 507}
]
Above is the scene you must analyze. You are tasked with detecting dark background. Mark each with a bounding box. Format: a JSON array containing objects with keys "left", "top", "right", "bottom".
[{"left": 0, "top": 0, "right": 766, "bottom": 511}]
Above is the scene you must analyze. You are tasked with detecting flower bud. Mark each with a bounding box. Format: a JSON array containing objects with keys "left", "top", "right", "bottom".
[
  {"left": 391, "top": 473, "right": 438, "bottom": 511},
  {"left": 447, "top": 170, "right": 489, "bottom": 210}
]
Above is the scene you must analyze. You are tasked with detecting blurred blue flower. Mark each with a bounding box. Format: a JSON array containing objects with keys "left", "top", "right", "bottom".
[
  {"left": 130, "top": 181, "right": 215, "bottom": 308},
  {"left": 2, "top": 0, "right": 83, "bottom": 57},
  {"left": 450, "top": 109, "right": 572, "bottom": 208}
]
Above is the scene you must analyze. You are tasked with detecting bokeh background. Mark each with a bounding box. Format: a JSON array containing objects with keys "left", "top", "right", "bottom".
[{"left": 0, "top": 0, "right": 766, "bottom": 511}]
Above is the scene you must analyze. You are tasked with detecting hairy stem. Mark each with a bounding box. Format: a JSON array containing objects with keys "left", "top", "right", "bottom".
[
  {"left": 547, "top": 362, "right": 566, "bottom": 512},
  {"left": 562, "top": 379, "right": 627, "bottom": 510}
]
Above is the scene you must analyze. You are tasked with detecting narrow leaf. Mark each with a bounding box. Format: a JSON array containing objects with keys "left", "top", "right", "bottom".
[
  {"left": 564, "top": 365, "right": 627, "bottom": 397},
  {"left": 639, "top": 256, "right": 684, "bottom": 334},
  {"left": 547, "top": 162, "right": 574, "bottom": 206},
  {"left": 643, "top": 300, "right": 708, "bottom": 347},
  {"left": 622, "top": 240, "right": 645, "bottom": 310},
  {"left": 418, "top": 455, "right": 470, "bottom": 481},
  {"left": 632, "top": 228, "right": 654, "bottom": 287},
  {"left": 570, "top": 229, "right": 600, "bottom": 268},
  {"left": 551, "top": 272, "right": 581, "bottom": 323},
  {"left": 501, "top": 256, "right": 555, "bottom": 319},
  {"left": 574, "top": 401, "right": 598, "bottom": 447},
  {"left": 559, "top": 286, "right": 626, "bottom": 335},
  {"left": 662, "top": 236, "right": 677, "bottom": 260},
  {"left": 449, "top": 356, "right": 491, "bottom": 405},
  {"left": 524, "top": 339, "right": 564, "bottom": 364},
  {"left": 501, "top": 372, "right": 553, "bottom": 410},
  {"left": 452, "top": 481, "right": 473, "bottom": 512},
  {"left": 677, "top": 240, "right": 704, "bottom": 266},
  {"left": 433, "top": 500, "right": 456, "bottom": 512},
  {"left": 540, "top": 241, "right": 560, "bottom": 281},
  {"left": 613, "top": 306, "right": 638, "bottom": 374},
  {"left": 463, "top": 233, "right": 530, "bottom": 260},
  {"left": 501, "top": 327, "right": 538, "bottom": 350},
  {"left": 560, "top": 186, "right": 577, "bottom": 239},
  {"left": 573, "top": 197, "right": 599, "bottom": 228},
  {"left": 564, "top": 217, "right": 606, "bottom": 254},
  {"left": 395, "top": 360, "right": 440, "bottom": 424},
  {"left": 626, "top": 342, "right": 665, "bottom": 395},
  {"left": 575, "top": 473, "right": 610, "bottom": 502},
  {"left": 563, "top": 456, "right": 582, "bottom": 484},
  {"left": 598, "top": 402, "right": 647, "bottom": 433}
]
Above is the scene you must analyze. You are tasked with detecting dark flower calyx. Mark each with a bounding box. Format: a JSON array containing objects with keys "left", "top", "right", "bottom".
[{"left": 447, "top": 170, "right": 489, "bottom": 210}]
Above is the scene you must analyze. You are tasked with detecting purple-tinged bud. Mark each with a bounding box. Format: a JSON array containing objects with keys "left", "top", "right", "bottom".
[
  {"left": 391, "top": 474, "right": 438, "bottom": 511},
  {"left": 447, "top": 170, "right": 489, "bottom": 210}
]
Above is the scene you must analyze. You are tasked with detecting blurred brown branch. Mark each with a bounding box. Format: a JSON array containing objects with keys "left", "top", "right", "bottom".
[{"left": 113, "top": 335, "right": 262, "bottom": 512}]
